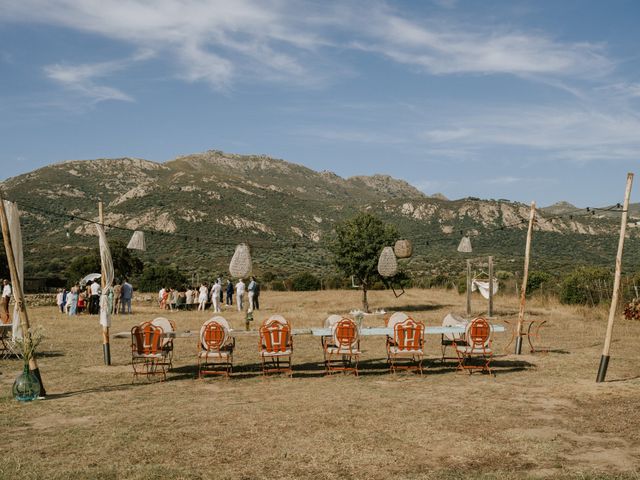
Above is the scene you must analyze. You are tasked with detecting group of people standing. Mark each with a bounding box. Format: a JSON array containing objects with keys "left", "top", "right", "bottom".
[
  {"left": 56, "top": 279, "right": 133, "bottom": 316},
  {"left": 159, "top": 277, "right": 260, "bottom": 313}
]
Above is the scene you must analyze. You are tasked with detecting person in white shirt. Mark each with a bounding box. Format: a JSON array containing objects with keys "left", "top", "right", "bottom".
[
  {"left": 56, "top": 289, "right": 65, "bottom": 313},
  {"left": 247, "top": 277, "right": 256, "bottom": 312},
  {"left": 211, "top": 281, "right": 222, "bottom": 313},
  {"left": 185, "top": 287, "right": 194, "bottom": 307},
  {"left": 158, "top": 287, "right": 166, "bottom": 308},
  {"left": 90, "top": 280, "right": 101, "bottom": 315},
  {"left": 235, "top": 279, "right": 246, "bottom": 312},
  {"left": 197, "top": 283, "right": 208, "bottom": 311},
  {"left": 2, "top": 279, "right": 12, "bottom": 323}
]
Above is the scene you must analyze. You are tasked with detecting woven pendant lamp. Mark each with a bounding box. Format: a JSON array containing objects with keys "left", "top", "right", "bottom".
[
  {"left": 127, "top": 231, "right": 146, "bottom": 251},
  {"left": 229, "top": 243, "right": 252, "bottom": 278},
  {"left": 457, "top": 236, "right": 472, "bottom": 253},
  {"left": 394, "top": 239, "right": 412, "bottom": 258},
  {"left": 377, "top": 246, "right": 398, "bottom": 277}
]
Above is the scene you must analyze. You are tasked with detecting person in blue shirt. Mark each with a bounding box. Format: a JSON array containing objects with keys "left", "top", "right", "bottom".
[{"left": 120, "top": 279, "right": 133, "bottom": 314}]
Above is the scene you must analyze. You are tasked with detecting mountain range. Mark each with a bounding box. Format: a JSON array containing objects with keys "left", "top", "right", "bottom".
[{"left": 2, "top": 150, "right": 639, "bottom": 281}]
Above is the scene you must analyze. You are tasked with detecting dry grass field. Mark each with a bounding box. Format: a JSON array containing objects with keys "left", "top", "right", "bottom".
[{"left": 1, "top": 288, "right": 640, "bottom": 479}]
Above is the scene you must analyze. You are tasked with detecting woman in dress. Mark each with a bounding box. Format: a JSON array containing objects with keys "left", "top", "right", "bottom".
[{"left": 197, "top": 283, "right": 208, "bottom": 311}]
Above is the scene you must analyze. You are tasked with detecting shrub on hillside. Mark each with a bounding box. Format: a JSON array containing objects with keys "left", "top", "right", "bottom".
[
  {"left": 291, "top": 272, "right": 321, "bottom": 291},
  {"left": 560, "top": 267, "right": 613, "bottom": 306},
  {"left": 528, "top": 271, "right": 552, "bottom": 294}
]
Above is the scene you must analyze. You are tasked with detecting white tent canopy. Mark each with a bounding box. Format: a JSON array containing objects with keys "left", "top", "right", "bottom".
[{"left": 80, "top": 273, "right": 101, "bottom": 286}]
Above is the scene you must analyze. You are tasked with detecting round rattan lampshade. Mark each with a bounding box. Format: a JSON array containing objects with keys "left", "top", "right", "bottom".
[
  {"left": 229, "top": 243, "right": 252, "bottom": 278},
  {"left": 377, "top": 246, "right": 398, "bottom": 277},
  {"left": 394, "top": 239, "right": 412, "bottom": 258}
]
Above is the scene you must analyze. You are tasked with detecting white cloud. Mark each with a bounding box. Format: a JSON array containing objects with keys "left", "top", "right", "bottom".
[
  {"left": 43, "top": 50, "right": 153, "bottom": 102},
  {"left": 418, "top": 105, "right": 640, "bottom": 162},
  {"left": 0, "top": 0, "right": 615, "bottom": 91}
]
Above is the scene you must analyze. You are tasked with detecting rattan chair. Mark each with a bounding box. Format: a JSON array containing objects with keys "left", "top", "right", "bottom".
[
  {"left": 259, "top": 316, "right": 293, "bottom": 377},
  {"left": 131, "top": 322, "right": 167, "bottom": 382},
  {"left": 324, "top": 318, "right": 360, "bottom": 376},
  {"left": 454, "top": 317, "right": 493, "bottom": 375},
  {"left": 198, "top": 316, "right": 235, "bottom": 378},
  {"left": 387, "top": 318, "right": 425, "bottom": 374},
  {"left": 151, "top": 317, "right": 176, "bottom": 370}
]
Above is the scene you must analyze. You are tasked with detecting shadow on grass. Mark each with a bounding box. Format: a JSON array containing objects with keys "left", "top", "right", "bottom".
[
  {"left": 381, "top": 303, "right": 452, "bottom": 313},
  {"left": 45, "top": 381, "right": 148, "bottom": 400}
]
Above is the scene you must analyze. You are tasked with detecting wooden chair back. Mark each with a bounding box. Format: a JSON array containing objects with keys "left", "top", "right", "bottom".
[
  {"left": 131, "top": 322, "right": 163, "bottom": 355},
  {"left": 260, "top": 321, "right": 291, "bottom": 353},
  {"left": 333, "top": 318, "right": 359, "bottom": 350},
  {"left": 466, "top": 317, "right": 491, "bottom": 349},
  {"left": 394, "top": 319, "right": 424, "bottom": 350},
  {"left": 201, "top": 321, "right": 228, "bottom": 351}
]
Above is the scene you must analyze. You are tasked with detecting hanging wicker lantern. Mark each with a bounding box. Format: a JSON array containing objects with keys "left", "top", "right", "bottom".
[
  {"left": 394, "top": 239, "right": 412, "bottom": 258},
  {"left": 457, "top": 236, "right": 472, "bottom": 253},
  {"left": 377, "top": 246, "right": 398, "bottom": 277},
  {"left": 229, "top": 243, "right": 252, "bottom": 278},
  {"left": 127, "top": 231, "right": 146, "bottom": 251}
]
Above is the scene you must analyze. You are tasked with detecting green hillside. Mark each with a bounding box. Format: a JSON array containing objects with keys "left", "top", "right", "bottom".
[{"left": 1, "top": 150, "right": 639, "bottom": 285}]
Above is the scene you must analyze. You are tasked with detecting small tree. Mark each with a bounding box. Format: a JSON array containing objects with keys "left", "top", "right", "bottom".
[
  {"left": 66, "top": 240, "right": 143, "bottom": 284},
  {"left": 329, "top": 212, "right": 398, "bottom": 312}
]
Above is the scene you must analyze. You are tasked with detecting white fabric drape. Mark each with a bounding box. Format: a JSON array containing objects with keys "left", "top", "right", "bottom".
[
  {"left": 96, "top": 224, "right": 114, "bottom": 328},
  {"left": 5, "top": 201, "right": 23, "bottom": 340},
  {"left": 471, "top": 279, "right": 499, "bottom": 299}
]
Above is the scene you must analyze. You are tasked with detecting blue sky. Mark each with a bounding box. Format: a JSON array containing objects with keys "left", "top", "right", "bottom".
[{"left": 1, "top": 0, "right": 639, "bottom": 206}]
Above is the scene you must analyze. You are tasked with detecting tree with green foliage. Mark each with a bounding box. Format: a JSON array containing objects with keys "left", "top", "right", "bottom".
[
  {"left": 329, "top": 212, "right": 398, "bottom": 312},
  {"left": 135, "top": 265, "right": 187, "bottom": 292},
  {"left": 66, "top": 240, "right": 143, "bottom": 285}
]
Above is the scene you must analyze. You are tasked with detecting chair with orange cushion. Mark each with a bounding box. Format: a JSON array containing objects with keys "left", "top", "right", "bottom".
[
  {"left": 387, "top": 318, "right": 425, "bottom": 374},
  {"left": 259, "top": 316, "right": 293, "bottom": 377},
  {"left": 454, "top": 317, "right": 493, "bottom": 375},
  {"left": 131, "top": 321, "right": 168, "bottom": 382},
  {"left": 198, "top": 316, "right": 235, "bottom": 378},
  {"left": 323, "top": 318, "right": 361, "bottom": 376}
]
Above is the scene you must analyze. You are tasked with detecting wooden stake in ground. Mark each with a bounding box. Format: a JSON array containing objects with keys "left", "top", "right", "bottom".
[
  {"left": 99, "top": 201, "right": 111, "bottom": 366},
  {"left": 515, "top": 201, "right": 536, "bottom": 355},
  {"left": 597, "top": 172, "right": 634, "bottom": 383},
  {"left": 0, "top": 196, "right": 47, "bottom": 396},
  {"left": 466, "top": 259, "right": 472, "bottom": 317},
  {"left": 488, "top": 256, "right": 494, "bottom": 318}
]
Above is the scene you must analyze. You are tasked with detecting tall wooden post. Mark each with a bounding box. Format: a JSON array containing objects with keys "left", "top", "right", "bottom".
[
  {"left": 515, "top": 201, "right": 536, "bottom": 355},
  {"left": 466, "top": 259, "right": 472, "bottom": 317},
  {"left": 597, "top": 173, "right": 634, "bottom": 382},
  {"left": 99, "top": 201, "right": 111, "bottom": 366},
  {"left": 0, "top": 197, "right": 47, "bottom": 396},
  {"left": 488, "top": 256, "right": 494, "bottom": 318}
]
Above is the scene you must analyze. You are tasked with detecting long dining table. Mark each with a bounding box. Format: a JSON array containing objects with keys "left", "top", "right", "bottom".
[{"left": 310, "top": 324, "right": 506, "bottom": 337}]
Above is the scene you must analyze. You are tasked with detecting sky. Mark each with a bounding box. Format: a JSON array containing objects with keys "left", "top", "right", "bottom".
[{"left": 1, "top": 0, "right": 639, "bottom": 207}]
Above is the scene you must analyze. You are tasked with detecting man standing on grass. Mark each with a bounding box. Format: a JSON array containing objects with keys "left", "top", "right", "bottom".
[
  {"left": 121, "top": 279, "right": 133, "bottom": 314},
  {"left": 1, "top": 279, "right": 11, "bottom": 324}
]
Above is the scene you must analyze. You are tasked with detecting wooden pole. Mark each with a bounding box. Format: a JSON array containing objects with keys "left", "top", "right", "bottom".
[
  {"left": 0, "top": 197, "right": 46, "bottom": 396},
  {"left": 99, "top": 201, "right": 111, "bottom": 366},
  {"left": 466, "top": 259, "right": 472, "bottom": 317},
  {"left": 597, "top": 173, "right": 634, "bottom": 382},
  {"left": 488, "top": 256, "right": 494, "bottom": 318},
  {"left": 515, "top": 201, "right": 536, "bottom": 355}
]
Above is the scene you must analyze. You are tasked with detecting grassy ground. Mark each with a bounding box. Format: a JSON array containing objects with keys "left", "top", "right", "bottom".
[{"left": 1, "top": 288, "right": 639, "bottom": 480}]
